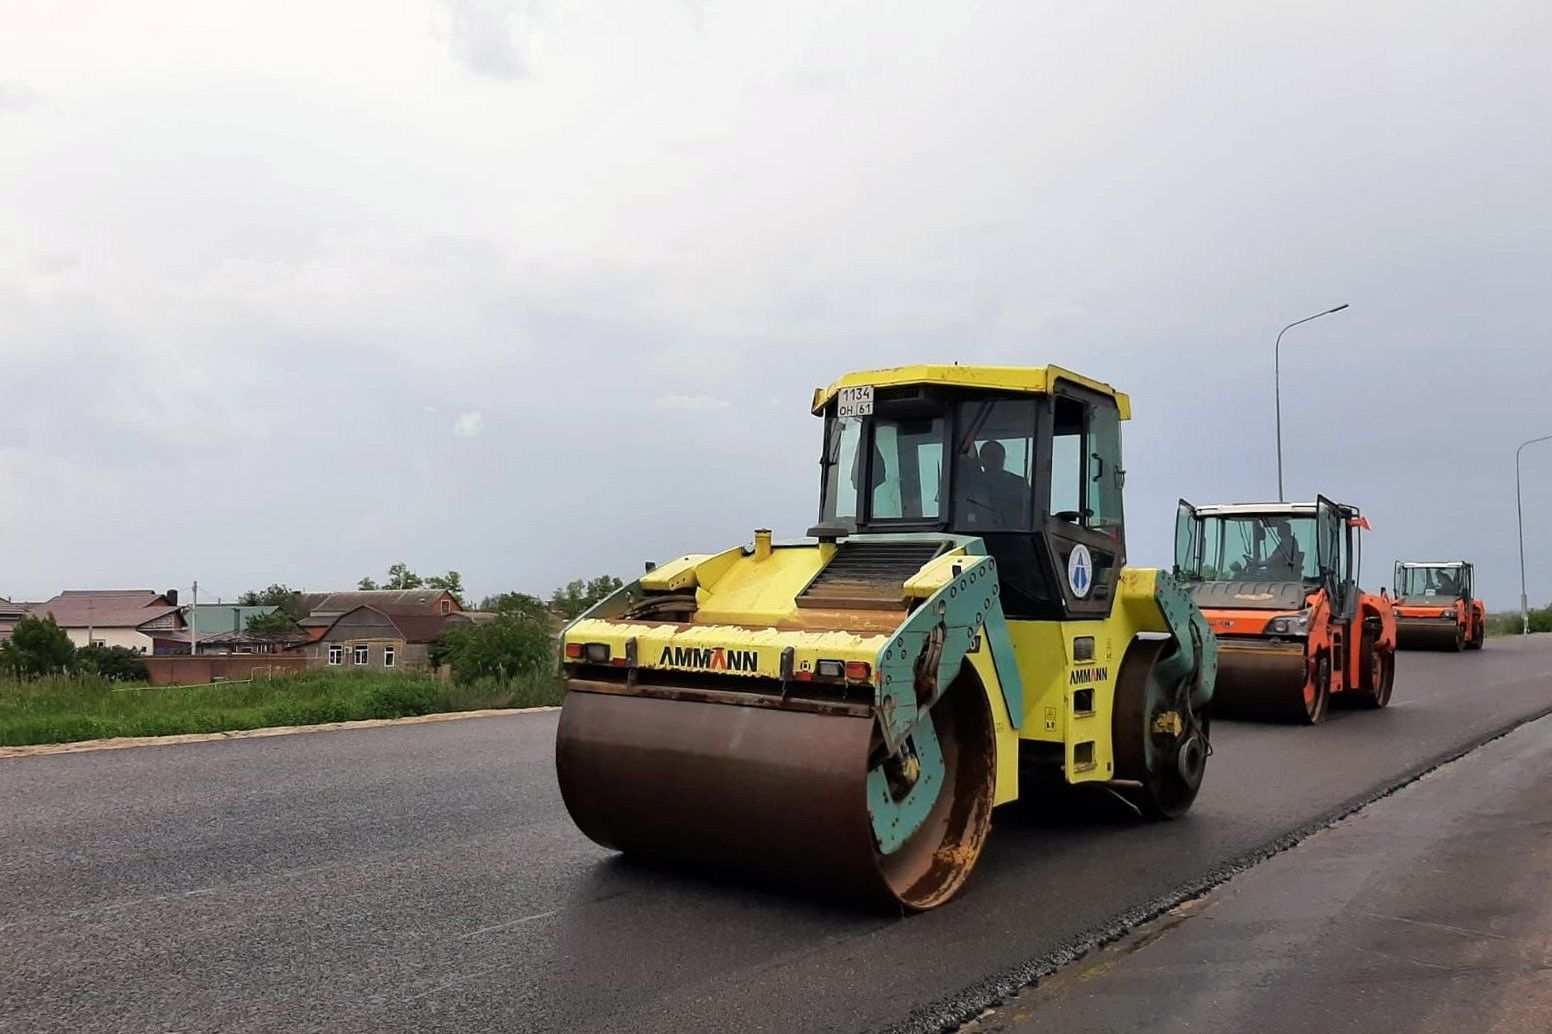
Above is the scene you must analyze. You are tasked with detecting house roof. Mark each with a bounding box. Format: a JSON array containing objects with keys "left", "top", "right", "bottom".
[
  {"left": 315, "top": 605, "right": 461, "bottom": 645},
  {"left": 29, "top": 591, "right": 184, "bottom": 631},
  {"left": 297, "top": 590, "right": 460, "bottom": 626},
  {"left": 391, "top": 614, "right": 460, "bottom": 643},
  {"left": 60, "top": 589, "right": 157, "bottom": 598},
  {"left": 198, "top": 629, "right": 306, "bottom": 647}
]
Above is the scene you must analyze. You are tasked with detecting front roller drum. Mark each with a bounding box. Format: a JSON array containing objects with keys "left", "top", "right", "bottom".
[
  {"left": 1396, "top": 621, "right": 1464, "bottom": 652},
  {"left": 1212, "top": 643, "right": 1325, "bottom": 724},
  {"left": 555, "top": 679, "right": 995, "bottom": 911}
]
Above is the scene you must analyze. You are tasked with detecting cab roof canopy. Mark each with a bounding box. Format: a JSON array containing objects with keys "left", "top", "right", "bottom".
[
  {"left": 1398, "top": 561, "right": 1468, "bottom": 568},
  {"left": 1194, "top": 502, "right": 1318, "bottom": 517},
  {"left": 811, "top": 364, "right": 1131, "bottom": 419}
]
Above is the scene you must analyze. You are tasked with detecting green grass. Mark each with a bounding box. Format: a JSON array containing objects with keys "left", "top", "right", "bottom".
[
  {"left": 1486, "top": 606, "right": 1552, "bottom": 637},
  {"left": 0, "top": 669, "right": 564, "bottom": 747}
]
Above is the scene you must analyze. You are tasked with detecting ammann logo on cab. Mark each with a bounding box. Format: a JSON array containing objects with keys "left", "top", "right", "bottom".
[{"left": 658, "top": 645, "right": 760, "bottom": 672}]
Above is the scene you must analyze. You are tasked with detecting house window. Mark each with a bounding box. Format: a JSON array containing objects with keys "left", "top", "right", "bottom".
[
  {"left": 90, "top": 639, "right": 106, "bottom": 649},
  {"left": 384, "top": 645, "right": 396, "bottom": 668},
  {"left": 354, "top": 644, "right": 370, "bottom": 665},
  {"left": 328, "top": 644, "right": 342, "bottom": 666},
  {"left": 440, "top": 599, "right": 451, "bottom": 615}
]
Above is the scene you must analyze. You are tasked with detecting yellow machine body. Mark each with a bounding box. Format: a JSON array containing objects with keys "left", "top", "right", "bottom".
[{"left": 556, "top": 364, "right": 1216, "bottom": 910}]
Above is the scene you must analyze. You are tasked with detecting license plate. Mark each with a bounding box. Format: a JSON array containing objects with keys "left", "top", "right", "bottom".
[{"left": 837, "top": 385, "right": 874, "bottom": 418}]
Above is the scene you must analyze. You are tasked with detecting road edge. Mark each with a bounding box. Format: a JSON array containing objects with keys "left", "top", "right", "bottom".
[
  {"left": 885, "top": 699, "right": 1552, "bottom": 1034},
  {"left": 0, "top": 706, "right": 560, "bottom": 760}
]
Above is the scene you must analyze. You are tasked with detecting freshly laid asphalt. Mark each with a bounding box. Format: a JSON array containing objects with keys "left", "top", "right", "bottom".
[
  {"left": 3, "top": 637, "right": 1552, "bottom": 1034},
  {"left": 967, "top": 709, "right": 1552, "bottom": 1034}
]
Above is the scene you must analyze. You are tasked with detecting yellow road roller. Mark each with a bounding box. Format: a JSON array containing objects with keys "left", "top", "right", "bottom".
[{"left": 556, "top": 365, "right": 1217, "bottom": 910}]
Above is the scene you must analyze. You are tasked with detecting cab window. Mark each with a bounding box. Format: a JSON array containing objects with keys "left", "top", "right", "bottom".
[
  {"left": 1051, "top": 398, "right": 1083, "bottom": 522},
  {"left": 869, "top": 417, "right": 944, "bottom": 520},
  {"left": 953, "top": 399, "right": 1035, "bottom": 530},
  {"left": 820, "top": 415, "right": 863, "bottom": 523},
  {"left": 1052, "top": 395, "right": 1121, "bottom": 532},
  {"left": 1087, "top": 403, "right": 1123, "bottom": 532}
]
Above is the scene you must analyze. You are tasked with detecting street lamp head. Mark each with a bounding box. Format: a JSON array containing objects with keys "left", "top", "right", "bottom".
[{"left": 1326, "top": 303, "right": 1349, "bottom": 314}]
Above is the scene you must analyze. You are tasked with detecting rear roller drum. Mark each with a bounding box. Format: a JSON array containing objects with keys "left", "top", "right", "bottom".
[
  {"left": 1348, "top": 644, "right": 1395, "bottom": 709},
  {"left": 1301, "top": 653, "right": 1331, "bottom": 725}
]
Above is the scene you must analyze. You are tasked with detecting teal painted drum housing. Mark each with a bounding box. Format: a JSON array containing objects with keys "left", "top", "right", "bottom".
[{"left": 866, "top": 540, "right": 1025, "bottom": 853}]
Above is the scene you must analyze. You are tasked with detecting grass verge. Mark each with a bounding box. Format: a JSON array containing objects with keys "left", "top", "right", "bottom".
[{"left": 0, "top": 670, "right": 563, "bottom": 747}]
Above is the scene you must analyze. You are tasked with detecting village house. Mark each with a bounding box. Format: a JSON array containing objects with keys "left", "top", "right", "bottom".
[
  {"left": 0, "top": 598, "right": 28, "bottom": 642},
  {"left": 295, "top": 590, "right": 476, "bottom": 672},
  {"left": 26, "top": 590, "right": 187, "bottom": 652}
]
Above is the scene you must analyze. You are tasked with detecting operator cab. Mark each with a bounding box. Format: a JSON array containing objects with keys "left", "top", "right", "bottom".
[
  {"left": 1175, "top": 496, "right": 1365, "bottom": 618},
  {"left": 809, "top": 367, "right": 1128, "bottom": 621},
  {"left": 1394, "top": 561, "right": 1472, "bottom": 603}
]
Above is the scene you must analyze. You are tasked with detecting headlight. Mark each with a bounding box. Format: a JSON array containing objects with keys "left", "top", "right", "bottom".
[
  {"left": 1269, "top": 610, "right": 1311, "bottom": 636},
  {"left": 1439, "top": 609, "right": 1454, "bottom": 619}
]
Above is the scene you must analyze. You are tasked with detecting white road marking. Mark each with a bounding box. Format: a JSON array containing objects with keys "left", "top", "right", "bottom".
[{"left": 460, "top": 908, "right": 563, "bottom": 939}]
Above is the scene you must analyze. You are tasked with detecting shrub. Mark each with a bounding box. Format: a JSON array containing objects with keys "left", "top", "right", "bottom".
[
  {"left": 74, "top": 645, "right": 150, "bottom": 682},
  {"left": 440, "top": 611, "right": 555, "bottom": 683},
  {"left": 1486, "top": 604, "right": 1552, "bottom": 636},
  {"left": 364, "top": 678, "right": 442, "bottom": 717},
  {"left": 1, "top": 614, "right": 76, "bottom": 677}
]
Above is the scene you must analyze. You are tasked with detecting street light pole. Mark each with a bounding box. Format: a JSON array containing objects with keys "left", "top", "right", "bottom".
[
  {"left": 1516, "top": 434, "right": 1552, "bottom": 636},
  {"left": 1275, "top": 303, "right": 1349, "bottom": 501}
]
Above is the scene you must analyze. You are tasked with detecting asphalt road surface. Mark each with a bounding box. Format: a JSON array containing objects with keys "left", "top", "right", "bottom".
[
  {"left": 4, "top": 637, "right": 1552, "bottom": 1034},
  {"left": 967, "top": 710, "right": 1552, "bottom": 1034}
]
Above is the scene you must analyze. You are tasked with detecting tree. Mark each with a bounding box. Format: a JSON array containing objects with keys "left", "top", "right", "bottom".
[
  {"left": 358, "top": 563, "right": 424, "bottom": 591},
  {"left": 1, "top": 613, "right": 76, "bottom": 677},
  {"left": 549, "top": 575, "right": 624, "bottom": 620},
  {"left": 245, "top": 609, "right": 301, "bottom": 640},
  {"left": 237, "top": 584, "right": 307, "bottom": 621},
  {"left": 439, "top": 610, "right": 554, "bottom": 682},
  {"left": 479, "top": 592, "right": 551, "bottom": 622},
  {"left": 385, "top": 563, "right": 423, "bottom": 590},
  {"left": 75, "top": 644, "right": 149, "bottom": 682},
  {"left": 425, "top": 570, "right": 464, "bottom": 604}
]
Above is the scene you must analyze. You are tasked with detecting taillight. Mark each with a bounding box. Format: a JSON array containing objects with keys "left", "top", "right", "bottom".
[
  {"left": 845, "top": 660, "right": 871, "bottom": 682},
  {"left": 564, "top": 642, "right": 583, "bottom": 660}
]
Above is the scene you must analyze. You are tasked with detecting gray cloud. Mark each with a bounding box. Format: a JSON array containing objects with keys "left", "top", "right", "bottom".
[
  {"left": 440, "top": 0, "right": 538, "bottom": 79},
  {"left": 0, "top": 80, "right": 40, "bottom": 111},
  {"left": 0, "top": 1, "right": 1549, "bottom": 610}
]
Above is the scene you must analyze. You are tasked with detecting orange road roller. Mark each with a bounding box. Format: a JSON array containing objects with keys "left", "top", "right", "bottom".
[{"left": 1173, "top": 497, "right": 1396, "bottom": 723}]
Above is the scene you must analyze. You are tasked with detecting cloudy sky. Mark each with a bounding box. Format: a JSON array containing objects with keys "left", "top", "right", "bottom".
[{"left": 2, "top": 0, "right": 1549, "bottom": 608}]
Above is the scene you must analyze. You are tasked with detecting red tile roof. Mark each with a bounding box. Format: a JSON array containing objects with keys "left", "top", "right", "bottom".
[
  {"left": 29, "top": 591, "right": 183, "bottom": 630},
  {"left": 296, "top": 590, "right": 460, "bottom": 626}
]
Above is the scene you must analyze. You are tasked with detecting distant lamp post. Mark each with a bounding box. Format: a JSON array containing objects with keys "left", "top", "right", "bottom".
[
  {"left": 1275, "top": 303, "right": 1349, "bottom": 501},
  {"left": 1516, "top": 435, "right": 1552, "bottom": 636}
]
